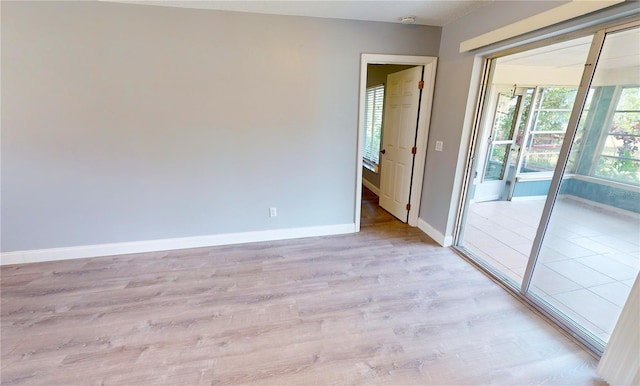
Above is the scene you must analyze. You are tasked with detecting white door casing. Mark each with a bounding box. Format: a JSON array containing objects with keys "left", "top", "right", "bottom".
[{"left": 379, "top": 66, "right": 423, "bottom": 222}]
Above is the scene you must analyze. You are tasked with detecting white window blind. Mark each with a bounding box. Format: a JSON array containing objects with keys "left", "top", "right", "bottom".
[{"left": 363, "top": 85, "right": 384, "bottom": 172}]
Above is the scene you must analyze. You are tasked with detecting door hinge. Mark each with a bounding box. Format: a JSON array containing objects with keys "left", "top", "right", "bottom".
[
  {"left": 411, "top": 146, "right": 417, "bottom": 154},
  {"left": 406, "top": 203, "right": 411, "bottom": 210},
  {"left": 418, "top": 80, "right": 424, "bottom": 90}
]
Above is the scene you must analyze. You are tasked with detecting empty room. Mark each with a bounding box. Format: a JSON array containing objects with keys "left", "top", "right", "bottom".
[{"left": 2, "top": 0, "right": 638, "bottom": 384}]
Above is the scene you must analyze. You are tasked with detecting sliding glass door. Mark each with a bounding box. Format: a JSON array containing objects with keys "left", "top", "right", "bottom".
[
  {"left": 458, "top": 35, "right": 593, "bottom": 288},
  {"left": 456, "top": 20, "right": 640, "bottom": 354}
]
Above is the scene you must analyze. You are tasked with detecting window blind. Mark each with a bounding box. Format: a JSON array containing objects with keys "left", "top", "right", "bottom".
[{"left": 363, "top": 85, "right": 384, "bottom": 169}]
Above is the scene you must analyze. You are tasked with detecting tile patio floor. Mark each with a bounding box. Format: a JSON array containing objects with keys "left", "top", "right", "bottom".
[{"left": 462, "top": 196, "right": 639, "bottom": 343}]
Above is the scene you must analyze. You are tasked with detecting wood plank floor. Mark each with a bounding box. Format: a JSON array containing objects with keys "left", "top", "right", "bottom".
[{"left": 1, "top": 187, "right": 604, "bottom": 385}]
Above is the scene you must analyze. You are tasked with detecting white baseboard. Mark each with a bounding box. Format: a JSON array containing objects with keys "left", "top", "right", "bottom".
[
  {"left": 417, "top": 218, "right": 453, "bottom": 247},
  {"left": 0, "top": 223, "right": 357, "bottom": 266},
  {"left": 362, "top": 179, "right": 380, "bottom": 196}
]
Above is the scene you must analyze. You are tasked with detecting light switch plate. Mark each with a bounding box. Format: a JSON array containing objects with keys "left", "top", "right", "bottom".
[{"left": 435, "top": 141, "right": 443, "bottom": 152}]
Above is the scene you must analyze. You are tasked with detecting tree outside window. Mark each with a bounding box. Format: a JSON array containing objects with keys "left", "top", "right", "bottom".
[
  {"left": 594, "top": 86, "right": 640, "bottom": 185},
  {"left": 520, "top": 87, "right": 578, "bottom": 173}
]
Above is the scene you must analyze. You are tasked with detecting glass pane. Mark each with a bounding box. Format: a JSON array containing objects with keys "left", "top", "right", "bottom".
[
  {"left": 512, "top": 88, "right": 534, "bottom": 168},
  {"left": 459, "top": 34, "right": 593, "bottom": 289},
  {"left": 363, "top": 85, "right": 384, "bottom": 167},
  {"left": 532, "top": 110, "right": 573, "bottom": 131},
  {"left": 593, "top": 86, "right": 640, "bottom": 184},
  {"left": 595, "top": 157, "right": 640, "bottom": 184},
  {"left": 482, "top": 92, "right": 520, "bottom": 181},
  {"left": 539, "top": 87, "right": 578, "bottom": 110},
  {"left": 520, "top": 87, "right": 578, "bottom": 174},
  {"left": 492, "top": 93, "right": 518, "bottom": 141},
  {"left": 567, "top": 88, "right": 595, "bottom": 172},
  {"left": 599, "top": 130, "right": 640, "bottom": 158},
  {"left": 617, "top": 86, "right": 640, "bottom": 110},
  {"left": 521, "top": 133, "right": 565, "bottom": 172},
  {"left": 528, "top": 26, "right": 640, "bottom": 347},
  {"left": 484, "top": 143, "right": 510, "bottom": 180}
]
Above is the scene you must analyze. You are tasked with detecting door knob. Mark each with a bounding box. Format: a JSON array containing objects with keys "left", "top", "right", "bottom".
[{"left": 380, "top": 149, "right": 386, "bottom": 154}]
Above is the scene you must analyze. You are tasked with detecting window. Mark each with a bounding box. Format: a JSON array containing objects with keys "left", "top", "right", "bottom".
[
  {"left": 593, "top": 86, "right": 640, "bottom": 185},
  {"left": 519, "top": 87, "right": 578, "bottom": 173},
  {"left": 363, "top": 85, "right": 384, "bottom": 172}
]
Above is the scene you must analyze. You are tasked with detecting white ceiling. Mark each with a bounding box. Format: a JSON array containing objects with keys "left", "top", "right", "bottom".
[
  {"left": 494, "top": 27, "right": 639, "bottom": 86},
  {"left": 110, "top": 0, "right": 493, "bottom": 27},
  {"left": 499, "top": 28, "right": 639, "bottom": 69}
]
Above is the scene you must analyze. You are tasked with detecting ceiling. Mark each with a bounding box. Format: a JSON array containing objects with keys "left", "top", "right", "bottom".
[
  {"left": 499, "top": 27, "right": 639, "bottom": 70},
  {"left": 110, "top": 0, "right": 493, "bottom": 27}
]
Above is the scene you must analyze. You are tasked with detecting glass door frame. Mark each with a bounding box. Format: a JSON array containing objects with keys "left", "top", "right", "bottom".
[
  {"left": 453, "top": 18, "right": 640, "bottom": 356},
  {"left": 475, "top": 86, "right": 527, "bottom": 202},
  {"left": 484, "top": 89, "right": 524, "bottom": 181}
]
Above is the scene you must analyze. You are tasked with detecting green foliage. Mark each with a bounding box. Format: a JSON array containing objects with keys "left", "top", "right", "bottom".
[
  {"left": 595, "top": 87, "right": 640, "bottom": 185},
  {"left": 521, "top": 87, "right": 576, "bottom": 172},
  {"left": 539, "top": 87, "right": 578, "bottom": 110}
]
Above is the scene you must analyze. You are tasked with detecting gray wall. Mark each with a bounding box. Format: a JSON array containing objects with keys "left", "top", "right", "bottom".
[
  {"left": 1, "top": 1, "right": 441, "bottom": 252},
  {"left": 362, "top": 64, "right": 414, "bottom": 190},
  {"left": 417, "top": 0, "right": 636, "bottom": 240},
  {"left": 366, "top": 64, "right": 415, "bottom": 88}
]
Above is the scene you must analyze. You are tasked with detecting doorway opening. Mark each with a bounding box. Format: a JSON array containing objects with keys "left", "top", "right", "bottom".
[{"left": 355, "top": 54, "right": 438, "bottom": 231}]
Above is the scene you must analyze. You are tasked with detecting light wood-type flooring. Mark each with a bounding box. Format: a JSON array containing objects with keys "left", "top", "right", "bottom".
[{"left": 1, "top": 187, "right": 604, "bottom": 385}]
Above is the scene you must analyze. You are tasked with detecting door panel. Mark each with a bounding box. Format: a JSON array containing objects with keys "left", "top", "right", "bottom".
[
  {"left": 379, "top": 66, "right": 423, "bottom": 221},
  {"left": 399, "top": 105, "right": 414, "bottom": 150},
  {"left": 526, "top": 25, "right": 640, "bottom": 347},
  {"left": 474, "top": 87, "right": 530, "bottom": 202},
  {"left": 458, "top": 34, "right": 592, "bottom": 292},
  {"left": 393, "top": 163, "right": 406, "bottom": 204},
  {"left": 381, "top": 159, "right": 393, "bottom": 197}
]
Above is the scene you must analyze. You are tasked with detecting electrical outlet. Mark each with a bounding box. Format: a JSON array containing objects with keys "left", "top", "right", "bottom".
[
  {"left": 269, "top": 207, "right": 277, "bottom": 217},
  {"left": 435, "top": 141, "right": 443, "bottom": 152}
]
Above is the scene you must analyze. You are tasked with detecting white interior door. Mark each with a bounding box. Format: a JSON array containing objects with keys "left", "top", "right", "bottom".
[{"left": 379, "top": 66, "right": 423, "bottom": 222}]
